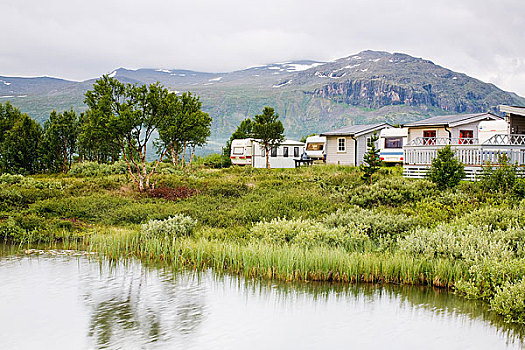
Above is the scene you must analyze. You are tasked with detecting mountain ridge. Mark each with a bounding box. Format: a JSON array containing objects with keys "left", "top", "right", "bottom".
[{"left": 1, "top": 50, "right": 524, "bottom": 150}]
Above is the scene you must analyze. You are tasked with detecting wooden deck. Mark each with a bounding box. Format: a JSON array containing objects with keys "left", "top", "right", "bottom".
[{"left": 403, "top": 134, "right": 525, "bottom": 179}]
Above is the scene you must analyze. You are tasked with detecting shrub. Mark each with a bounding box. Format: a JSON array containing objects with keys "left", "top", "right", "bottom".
[
  {"left": 491, "top": 279, "right": 525, "bottom": 323},
  {"left": 249, "top": 217, "right": 369, "bottom": 250},
  {"left": 427, "top": 145, "right": 465, "bottom": 189},
  {"left": 479, "top": 154, "right": 523, "bottom": 195},
  {"left": 69, "top": 161, "right": 128, "bottom": 176},
  {"left": 200, "top": 153, "right": 230, "bottom": 169},
  {"left": 347, "top": 177, "right": 437, "bottom": 207},
  {"left": 324, "top": 207, "right": 418, "bottom": 240},
  {"left": 148, "top": 186, "right": 200, "bottom": 201},
  {"left": 141, "top": 215, "right": 197, "bottom": 239}
]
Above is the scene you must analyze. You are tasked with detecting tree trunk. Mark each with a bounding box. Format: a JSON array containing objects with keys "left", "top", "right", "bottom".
[
  {"left": 189, "top": 144, "right": 196, "bottom": 165},
  {"left": 265, "top": 146, "right": 270, "bottom": 169},
  {"left": 181, "top": 141, "right": 187, "bottom": 167}
]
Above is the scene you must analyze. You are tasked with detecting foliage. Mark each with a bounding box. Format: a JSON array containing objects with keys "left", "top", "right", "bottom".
[
  {"left": 479, "top": 154, "right": 525, "bottom": 196},
  {"left": 251, "top": 107, "right": 285, "bottom": 169},
  {"left": 141, "top": 215, "right": 197, "bottom": 239},
  {"left": 197, "top": 153, "right": 231, "bottom": 169},
  {"left": 491, "top": 279, "right": 525, "bottom": 323},
  {"left": 156, "top": 92, "right": 211, "bottom": 167},
  {"left": 0, "top": 102, "right": 43, "bottom": 174},
  {"left": 360, "top": 131, "right": 382, "bottom": 184},
  {"left": 427, "top": 145, "right": 465, "bottom": 188},
  {"left": 41, "top": 109, "right": 79, "bottom": 173},
  {"left": 68, "top": 161, "right": 129, "bottom": 176}
]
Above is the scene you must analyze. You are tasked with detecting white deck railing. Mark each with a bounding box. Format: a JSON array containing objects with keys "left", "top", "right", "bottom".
[{"left": 404, "top": 134, "right": 525, "bottom": 167}]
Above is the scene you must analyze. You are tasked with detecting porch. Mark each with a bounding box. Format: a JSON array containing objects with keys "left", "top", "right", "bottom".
[{"left": 403, "top": 134, "right": 525, "bottom": 179}]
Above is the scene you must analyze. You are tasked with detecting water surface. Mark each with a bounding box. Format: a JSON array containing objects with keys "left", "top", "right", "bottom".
[{"left": 0, "top": 250, "right": 523, "bottom": 349}]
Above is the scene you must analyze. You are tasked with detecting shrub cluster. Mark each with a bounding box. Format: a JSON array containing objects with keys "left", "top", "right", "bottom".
[
  {"left": 147, "top": 186, "right": 200, "bottom": 201},
  {"left": 249, "top": 218, "right": 369, "bottom": 251},
  {"left": 141, "top": 215, "right": 197, "bottom": 239}
]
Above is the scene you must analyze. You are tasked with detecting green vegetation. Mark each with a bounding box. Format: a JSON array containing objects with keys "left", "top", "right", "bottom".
[
  {"left": 251, "top": 107, "right": 285, "bottom": 169},
  {"left": 360, "top": 131, "right": 382, "bottom": 184},
  {"left": 2, "top": 165, "right": 525, "bottom": 325},
  {"left": 427, "top": 145, "right": 465, "bottom": 189}
]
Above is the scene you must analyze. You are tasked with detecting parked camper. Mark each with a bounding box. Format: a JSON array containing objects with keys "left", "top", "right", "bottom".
[
  {"left": 478, "top": 119, "right": 508, "bottom": 144},
  {"left": 379, "top": 128, "right": 408, "bottom": 163},
  {"left": 230, "top": 139, "right": 253, "bottom": 165},
  {"left": 230, "top": 138, "right": 306, "bottom": 168},
  {"left": 305, "top": 135, "right": 326, "bottom": 160}
]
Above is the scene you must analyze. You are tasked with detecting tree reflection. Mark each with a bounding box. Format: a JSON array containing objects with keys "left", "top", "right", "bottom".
[{"left": 82, "top": 262, "right": 206, "bottom": 349}]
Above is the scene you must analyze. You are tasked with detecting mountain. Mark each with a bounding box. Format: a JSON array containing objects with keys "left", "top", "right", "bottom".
[{"left": 1, "top": 50, "right": 524, "bottom": 151}]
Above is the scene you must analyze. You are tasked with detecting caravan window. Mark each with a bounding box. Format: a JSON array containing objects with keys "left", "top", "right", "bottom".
[
  {"left": 283, "top": 147, "right": 289, "bottom": 157},
  {"left": 384, "top": 137, "right": 403, "bottom": 148},
  {"left": 232, "top": 147, "right": 244, "bottom": 155},
  {"left": 271, "top": 147, "right": 277, "bottom": 157},
  {"left": 306, "top": 143, "right": 324, "bottom": 151},
  {"left": 294, "top": 147, "right": 299, "bottom": 157},
  {"left": 337, "top": 138, "right": 346, "bottom": 152}
]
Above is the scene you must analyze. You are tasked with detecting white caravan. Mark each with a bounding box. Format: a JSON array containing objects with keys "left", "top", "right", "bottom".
[
  {"left": 478, "top": 119, "right": 508, "bottom": 144},
  {"left": 379, "top": 128, "right": 408, "bottom": 163},
  {"left": 230, "top": 138, "right": 306, "bottom": 168},
  {"left": 305, "top": 135, "right": 326, "bottom": 160}
]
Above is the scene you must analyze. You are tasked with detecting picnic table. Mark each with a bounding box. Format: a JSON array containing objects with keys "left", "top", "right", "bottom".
[{"left": 294, "top": 158, "right": 314, "bottom": 167}]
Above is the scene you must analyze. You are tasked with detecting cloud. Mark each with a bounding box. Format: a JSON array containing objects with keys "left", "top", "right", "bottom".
[{"left": 1, "top": 0, "right": 524, "bottom": 95}]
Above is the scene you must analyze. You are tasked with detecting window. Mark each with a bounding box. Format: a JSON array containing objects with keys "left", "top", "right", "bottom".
[
  {"left": 337, "top": 138, "right": 346, "bottom": 152},
  {"left": 271, "top": 147, "right": 277, "bottom": 157},
  {"left": 459, "top": 130, "right": 474, "bottom": 144},
  {"left": 232, "top": 147, "right": 244, "bottom": 155},
  {"left": 294, "top": 147, "right": 299, "bottom": 158},
  {"left": 384, "top": 137, "right": 403, "bottom": 149},
  {"left": 283, "top": 146, "right": 289, "bottom": 157},
  {"left": 306, "top": 143, "right": 324, "bottom": 151},
  {"left": 423, "top": 130, "right": 437, "bottom": 145}
]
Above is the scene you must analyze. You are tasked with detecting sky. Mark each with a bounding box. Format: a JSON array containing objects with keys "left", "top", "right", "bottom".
[{"left": 2, "top": 0, "right": 525, "bottom": 96}]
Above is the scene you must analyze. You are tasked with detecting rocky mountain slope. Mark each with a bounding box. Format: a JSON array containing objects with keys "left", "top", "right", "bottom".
[{"left": 1, "top": 50, "right": 524, "bottom": 150}]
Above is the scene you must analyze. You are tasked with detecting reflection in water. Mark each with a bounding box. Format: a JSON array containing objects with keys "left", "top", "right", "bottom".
[
  {"left": 81, "top": 262, "right": 207, "bottom": 348},
  {"left": 0, "top": 248, "right": 523, "bottom": 350}
]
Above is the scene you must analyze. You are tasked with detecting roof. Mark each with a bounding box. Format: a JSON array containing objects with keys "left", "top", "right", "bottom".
[
  {"left": 402, "top": 112, "right": 502, "bottom": 128},
  {"left": 320, "top": 123, "right": 391, "bottom": 137},
  {"left": 499, "top": 105, "right": 525, "bottom": 117}
]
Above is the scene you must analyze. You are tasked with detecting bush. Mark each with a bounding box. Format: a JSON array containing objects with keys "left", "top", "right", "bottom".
[
  {"left": 491, "top": 279, "right": 525, "bottom": 323},
  {"left": 324, "top": 207, "right": 418, "bottom": 240},
  {"left": 69, "top": 161, "right": 128, "bottom": 176},
  {"left": 197, "top": 153, "right": 231, "bottom": 169},
  {"left": 249, "top": 217, "right": 369, "bottom": 250},
  {"left": 346, "top": 177, "right": 437, "bottom": 207},
  {"left": 427, "top": 145, "right": 465, "bottom": 189},
  {"left": 479, "top": 154, "right": 523, "bottom": 195},
  {"left": 148, "top": 186, "right": 200, "bottom": 201},
  {"left": 141, "top": 215, "right": 197, "bottom": 239}
]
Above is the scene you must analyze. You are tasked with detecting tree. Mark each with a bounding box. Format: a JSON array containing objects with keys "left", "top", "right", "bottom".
[
  {"left": 0, "top": 102, "right": 42, "bottom": 174},
  {"left": 156, "top": 92, "right": 211, "bottom": 167},
  {"left": 77, "top": 110, "right": 121, "bottom": 163},
  {"left": 251, "top": 107, "right": 285, "bottom": 169},
  {"left": 223, "top": 118, "right": 253, "bottom": 165},
  {"left": 41, "top": 109, "right": 79, "bottom": 173},
  {"left": 360, "top": 131, "right": 382, "bottom": 184},
  {"left": 84, "top": 76, "right": 172, "bottom": 192},
  {"left": 427, "top": 145, "right": 465, "bottom": 189}
]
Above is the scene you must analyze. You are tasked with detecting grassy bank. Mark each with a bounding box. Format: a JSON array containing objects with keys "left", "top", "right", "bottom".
[{"left": 1, "top": 164, "right": 525, "bottom": 324}]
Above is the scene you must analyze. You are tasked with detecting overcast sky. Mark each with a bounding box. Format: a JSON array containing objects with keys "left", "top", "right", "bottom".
[{"left": 2, "top": 0, "right": 525, "bottom": 95}]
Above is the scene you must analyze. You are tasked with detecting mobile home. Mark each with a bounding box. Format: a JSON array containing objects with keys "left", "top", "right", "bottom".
[
  {"left": 320, "top": 123, "right": 392, "bottom": 166},
  {"left": 379, "top": 128, "right": 408, "bottom": 163},
  {"left": 230, "top": 138, "right": 305, "bottom": 168},
  {"left": 305, "top": 135, "right": 326, "bottom": 160}
]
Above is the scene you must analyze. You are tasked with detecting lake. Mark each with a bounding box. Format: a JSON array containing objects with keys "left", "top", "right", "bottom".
[{"left": 0, "top": 248, "right": 523, "bottom": 349}]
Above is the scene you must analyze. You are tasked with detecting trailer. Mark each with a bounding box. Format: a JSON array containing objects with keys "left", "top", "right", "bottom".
[
  {"left": 379, "top": 128, "right": 408, "bottom": 163},
  {"left": 230, "top": 138, "right": 306, "bottom": 168},
  {"left": 305, "top": 135, "right": 326, "bottom": 160}
]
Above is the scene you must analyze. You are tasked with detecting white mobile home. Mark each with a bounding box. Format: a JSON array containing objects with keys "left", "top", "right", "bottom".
[
  {"left": 230, "top": 138, "right": 305, "bottom": 168},
  {"left": 379, "top": 128, "right": 408, "bottom": 163},
  {"left": 320, "top": 123, "right": 392, "bottom": 166},
  {"left": 305, "top": 135, "right": 326, "bottom": 160}
]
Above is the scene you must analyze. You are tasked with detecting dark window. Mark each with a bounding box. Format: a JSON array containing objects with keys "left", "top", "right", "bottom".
[
  {"left": 338, "top": 138, "right": 346, "bottom": 152},
  {"left": 294, "top": 147, "right": 299, "bottom": 157},
  {"left": 423, "top": 130, "right": 437, "bottom": 145},
  {"left": 271, "top": 147, "right": 277, "bottom": 157},
  {"left": 283, "top": 147, "right": 289, "bottom": 157},
  {"left": 384, "top": 137, "right": 403, "bottom": 149}
]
